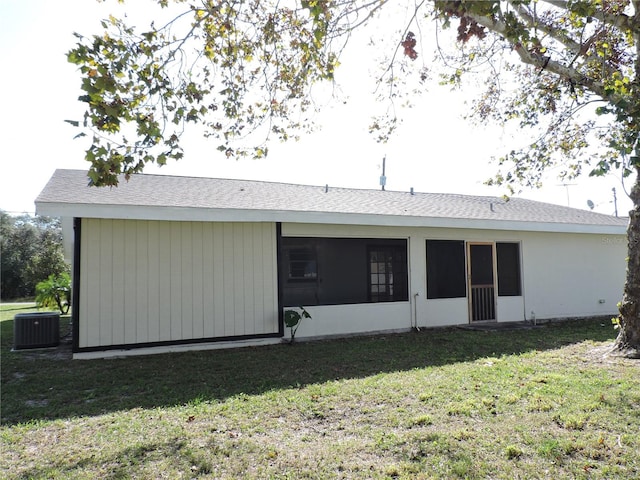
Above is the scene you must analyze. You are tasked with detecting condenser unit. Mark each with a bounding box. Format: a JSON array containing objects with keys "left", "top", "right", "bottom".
[{"left": 13, "top": 312, "right": 60, "bottom": 350}]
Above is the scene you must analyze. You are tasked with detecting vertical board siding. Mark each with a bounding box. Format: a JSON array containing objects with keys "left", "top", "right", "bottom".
[
  {"left": 123, "top": 223, "right": 137, "bottom": 343},
  {"left": 191, "top": 222, "right": 205, "bottom": 339},
  {"left": 201, "top": 223, "right": 215, "bottom": 339},
  {"left": 157, "top": 222, "right": 172, "bottom": 341},
  {"left": 170, "top": 222, "right": 183, "bottom": 340},
  {"left": 147, "top": 221, "right": 160, "bottom": 342},
  {"left": 263, "top": 224, "right": 278, "bottom": 334},
  {"left": 135, "top": 221, "right": 149, "bottom": 343},
  {"left": 212, "top": 223, "right": 226, "bottom": 337},
  {"left": 253, "top": 224, "right": 265, "bottom": 334},
  {"left": 98, "top": 219, "right": 113, "bottom": 346},
  {"left": 223, "top": 224, "right": 236, "bottom": 336},
  {"left": 233, "top": 224, "right": 246, "bottom": 336},
  {"left": 78, "top": 219, "right": 279, "bottom": 348},
  {"left": 180, "top": 223, "right": 194, "bottom": 340},
  {"left": 111, "top": 220, "right": 126, "bottom": 344}
]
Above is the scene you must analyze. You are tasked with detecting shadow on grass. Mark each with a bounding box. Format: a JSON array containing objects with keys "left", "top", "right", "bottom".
[
  {"left": 1, "top": 317, "right": 616, "bottom": 425},
  {"left": 16, "top": 437, "right": 190, "bottom": 480}
]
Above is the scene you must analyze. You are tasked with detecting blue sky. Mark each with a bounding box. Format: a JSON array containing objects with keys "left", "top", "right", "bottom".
[{"left": 0, "top": 0, "right": 632, "bottom": 216}]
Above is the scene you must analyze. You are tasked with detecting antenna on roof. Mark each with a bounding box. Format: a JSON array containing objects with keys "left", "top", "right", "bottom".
[
  {"left": 380, "top": 155, "right": 386, "bottom": 191},
  {"left": 557, "top": 183, "right": 576, "bottom": 206}
]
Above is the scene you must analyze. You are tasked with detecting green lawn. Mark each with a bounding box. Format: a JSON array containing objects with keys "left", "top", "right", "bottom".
[{"left": 1, "top": 314, "right": 639, "bottom": 479}]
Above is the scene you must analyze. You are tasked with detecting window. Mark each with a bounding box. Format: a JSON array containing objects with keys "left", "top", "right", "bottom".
[
  {"left": 287, "top": 247, "right": 317, "bottom": 281},
  {"left": 282, "top": 238, "right": 408, "bottom": 306},
  {"left": 426, "top": 240, "right": 466, "bottom": 299},
  {"left": 496, "top": 242, "right": 521, "bottom": 296},
  {"left": 368, "top": 246, "right": 408, "bottom": 302}
]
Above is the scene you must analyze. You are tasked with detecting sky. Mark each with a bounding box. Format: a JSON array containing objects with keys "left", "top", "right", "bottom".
[{"left": 0, "top": 0, "right": 633, "bottom": 217}]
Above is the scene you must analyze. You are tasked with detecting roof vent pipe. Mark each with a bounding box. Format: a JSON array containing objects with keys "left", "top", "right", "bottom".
[
  {"left": 410, "top": 187, "right": 414, "bottom": 195},
  {"left": 325, "top": 184, "right": 328, "bottom": 193}
]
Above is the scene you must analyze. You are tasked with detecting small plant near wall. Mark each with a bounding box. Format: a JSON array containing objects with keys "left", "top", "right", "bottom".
[{"left": 284, "top": 307, "right": 311, "bottom": 344}]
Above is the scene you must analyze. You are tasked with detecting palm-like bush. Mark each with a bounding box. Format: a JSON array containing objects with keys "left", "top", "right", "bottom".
[{"left": 35, "top": 272, "right": 71, "bottom": 314}]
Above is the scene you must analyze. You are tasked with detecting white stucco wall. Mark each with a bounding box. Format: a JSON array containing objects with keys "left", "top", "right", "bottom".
[
  {"left": 78, "top": 219, "right": 279, "bottom": 349},
  {"left": 287, "top": 302, "right": 412, "bottom": 340},
  {"left": 497, "top": 296, "right": 525, "bottom": 323},
  {"left": 520, "top": 231, "right": 625, "bottom": 320},
  {"left": 282, "top": 223, "right": 626, "bottom": 336}
]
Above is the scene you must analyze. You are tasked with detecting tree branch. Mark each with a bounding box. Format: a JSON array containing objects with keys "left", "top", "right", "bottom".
[
  {"left": 464, "top": 9, "right": 626, "bottom": 109},
  {"left": 540, "top": 0, "right": 637, "bottom": 33},
  {"left": 507, "top": 0, "right": 581, "bottom": 54}
]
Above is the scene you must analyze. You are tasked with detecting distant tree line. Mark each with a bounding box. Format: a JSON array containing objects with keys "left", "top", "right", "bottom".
[{"left": 1, "top": 211, "right": 69, "bottom": 300}]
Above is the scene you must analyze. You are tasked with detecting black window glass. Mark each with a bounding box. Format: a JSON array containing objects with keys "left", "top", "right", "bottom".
[
  {"left": 426, "top": 240, "right": 466, "bottom": 299},
  {"left": 496, "top": 242, "right": 522, "bottom": 296}
]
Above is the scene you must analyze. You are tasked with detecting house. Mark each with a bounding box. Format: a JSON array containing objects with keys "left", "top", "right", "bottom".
[{"left": 36, "top": 169, "right": 628, "bottom": 358}]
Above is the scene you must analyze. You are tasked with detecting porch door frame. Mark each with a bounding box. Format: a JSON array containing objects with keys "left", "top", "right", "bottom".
[{"left": 466, "top": 242, "right": 498, "bottom": 323}]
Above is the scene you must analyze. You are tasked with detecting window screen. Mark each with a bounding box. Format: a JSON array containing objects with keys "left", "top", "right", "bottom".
[
  {"left": 426, "top": 240, "right": 466, "bottom": 299},
  {"left": 496, "top": 242, "right": 522, "bottom": 296},
  {"left": 282, "top": 238, "right": 408, "bottom": 306}
]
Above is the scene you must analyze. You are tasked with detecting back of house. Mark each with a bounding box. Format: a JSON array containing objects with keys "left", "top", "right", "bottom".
[{"left": 36, "top": 169, "right": 628, "bottom": 358}]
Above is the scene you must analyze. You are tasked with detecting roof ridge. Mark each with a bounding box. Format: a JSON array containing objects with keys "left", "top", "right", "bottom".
[{"left": 58, "top": 169, "right": 515, "bottom": 201}]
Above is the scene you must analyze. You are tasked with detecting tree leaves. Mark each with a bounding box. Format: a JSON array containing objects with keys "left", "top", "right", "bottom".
[
  {"left": 67, "top": 0, "right": 373, "bottom": 186},
  {"left": 0, "top": 213, "right": 69, "bottom": 299},
  {"left": 68, "top": 0, "right": 640, "bottom": 191},
  {"left": 432, "top": 0, "right": 640, "bottom": 190}
]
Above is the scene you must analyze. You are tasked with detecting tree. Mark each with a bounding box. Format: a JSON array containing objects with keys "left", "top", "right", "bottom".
[
  {"left": 67, "top": 0, "right": 640, "bottom": 357},
  {"left": 0, "top": 212, "right": 69, "bottom": 299}
]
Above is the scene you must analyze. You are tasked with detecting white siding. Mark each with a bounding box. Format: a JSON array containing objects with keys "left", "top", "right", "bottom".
[{"left": 79, "top": 219, "right": 279, "bottom": 349}]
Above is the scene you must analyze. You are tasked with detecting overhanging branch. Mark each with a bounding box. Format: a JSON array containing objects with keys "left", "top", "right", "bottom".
[
  {"left": 540, "top": 0, "right": 638, "bottom": 33},
  {"left": 464, "top": 9, "right": 627, "bottom": 110}
]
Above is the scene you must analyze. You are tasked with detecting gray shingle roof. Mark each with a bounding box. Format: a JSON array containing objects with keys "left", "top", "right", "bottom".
[{"left": 36, "top": 169, "right": 628, "bottom": 230}]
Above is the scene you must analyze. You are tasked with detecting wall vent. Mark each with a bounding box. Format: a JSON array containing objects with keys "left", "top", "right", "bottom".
[{"left": 13, "top": 312, "right": 60, "bottom": 350}]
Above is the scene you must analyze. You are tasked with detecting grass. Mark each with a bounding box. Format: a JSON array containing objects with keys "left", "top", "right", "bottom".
[{"left": 1, "top": 312, "right": 639, "bottom": 479}]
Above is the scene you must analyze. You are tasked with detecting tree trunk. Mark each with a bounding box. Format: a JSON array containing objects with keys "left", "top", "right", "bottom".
[{"left": 615, "top": 169, "right": 640, "bottom": 358}]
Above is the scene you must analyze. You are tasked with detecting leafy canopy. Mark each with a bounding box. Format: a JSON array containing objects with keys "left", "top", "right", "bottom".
[
  {"left": 0, "top": 212, "right": 69, "bottom": 299},
  {"left": 431, "top": 0, "right": 640, "bottom": 193},
  {"left": 67, "top": 0, "right": 640, "bottom": 195},
  {"left": 67, "top": 0, "right": 382, "bottom": 186}
]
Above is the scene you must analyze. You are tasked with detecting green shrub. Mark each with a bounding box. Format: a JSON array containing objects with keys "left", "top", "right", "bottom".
[{"left": 35, "top": 272, "right": 71, "bottom": 314}]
